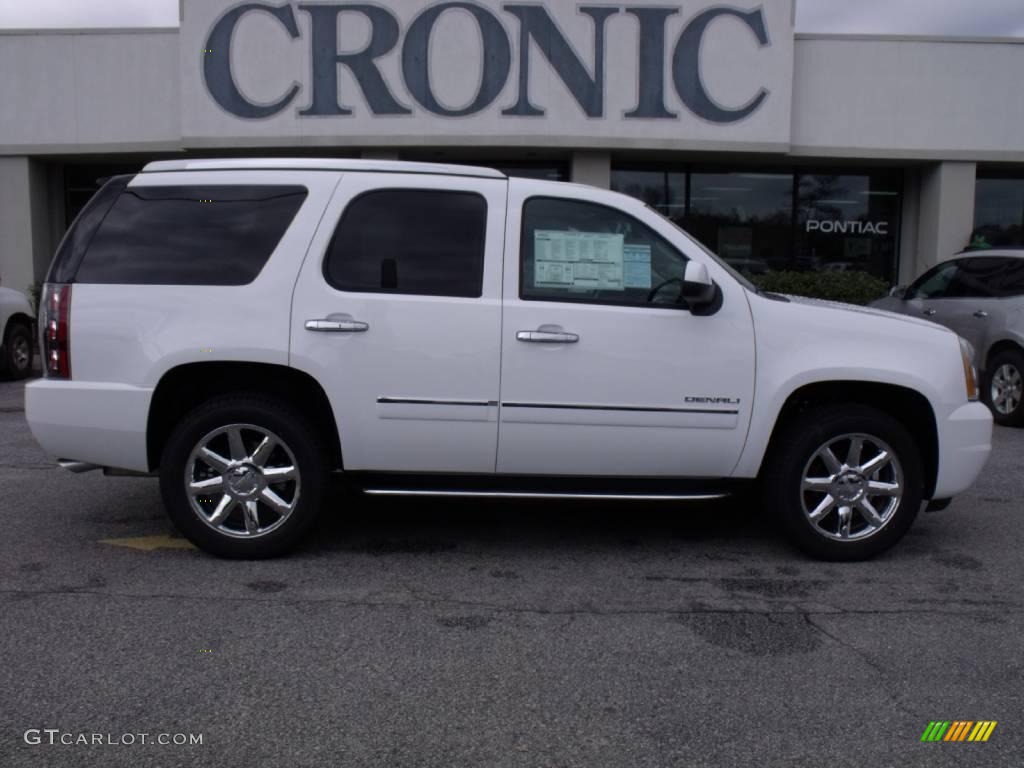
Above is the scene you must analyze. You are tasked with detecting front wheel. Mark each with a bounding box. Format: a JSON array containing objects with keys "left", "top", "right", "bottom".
[
  {"left": 763, "top": 405, "right": 923, "bottom": 561},
  {"left": 983, "top": 349, "right": 1024, "bottom": 427},
  {"left": 159, "top": 395, "right": 328, "bottom": 558}
]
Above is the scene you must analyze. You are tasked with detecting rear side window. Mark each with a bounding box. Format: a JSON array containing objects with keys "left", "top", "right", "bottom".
[
  {"left": 324, "top": 189, "right": 487, "bottom": 298},
  {"left": 992, "top": 258, "right": 1024, "bottom": 297},
  {"left": 74, "top": 185, "right": 307, "bottom": 285},
  {"left": 48, "top": 175, "right": 132, "bottom": 284}
]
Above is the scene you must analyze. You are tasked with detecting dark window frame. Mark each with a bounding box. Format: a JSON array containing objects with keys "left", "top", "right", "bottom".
[
  {"left": 518, "top": 195, "right": 693, "bottom": 312},
  {"left": 322, "top": 187, "right": 489, "bottom": 299}
]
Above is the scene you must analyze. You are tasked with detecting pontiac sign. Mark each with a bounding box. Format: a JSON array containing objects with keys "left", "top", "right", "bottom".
[{"left": 181, "top": 0, "right": 795, "bottom": 149}]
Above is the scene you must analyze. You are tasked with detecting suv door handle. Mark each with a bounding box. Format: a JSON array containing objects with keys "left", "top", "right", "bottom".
[
  {"left": 923, "top": 309, "right": 936, "bottom": 316},
  {"left": 517, "top": 329, "right": 579, "bottom": 344},
  {"left": 305, "top": 314, "right": 369, "bottom": 333},
  {"left": 973, "top": 310, "right": 989, "bottom": 319}
]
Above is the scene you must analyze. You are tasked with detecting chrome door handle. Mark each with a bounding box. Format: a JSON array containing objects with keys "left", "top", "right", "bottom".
[
  {"left": 973, "top": 310, "right": 989, "bottom": 319},
  {"left": 305, "top": 314, "right": 369, "bottom": 333},
  {"left": 516, "top": 330, "right": 579, "bottom": 344},
  {"left": 923, "top": 309, "right": 936, "bottom": 316}
]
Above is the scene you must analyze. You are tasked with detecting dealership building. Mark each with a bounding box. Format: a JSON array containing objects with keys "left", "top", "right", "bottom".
[{"left": 1, "top": 0, "right": 1023, "bottom": 295}]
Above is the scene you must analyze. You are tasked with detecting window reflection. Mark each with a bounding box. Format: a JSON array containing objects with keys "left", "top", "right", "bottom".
[
  {"left": 688, "top": 172, "right": 791, "bottom": 275},
  {"left": 797, "top": 173, "right": 901, "bottom": 281},
  {"left": 972, "top": 175, "right": 1024, "bottom": 248},
  {"left": 612, "top": 166, "right": 902, "bottom": 281}
]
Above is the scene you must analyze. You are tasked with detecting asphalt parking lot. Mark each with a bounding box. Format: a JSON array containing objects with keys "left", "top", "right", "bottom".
[{"left": 1, "top": 376, "right": 1022, "bottom": 768}]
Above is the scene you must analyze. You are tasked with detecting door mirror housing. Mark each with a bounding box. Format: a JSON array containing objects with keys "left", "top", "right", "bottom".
[
  {"left": 889, "top": 285, "right": 907, "bottom": 299},
  {"left": 682, "top": 262, "right": 720, "bottom": 314}
]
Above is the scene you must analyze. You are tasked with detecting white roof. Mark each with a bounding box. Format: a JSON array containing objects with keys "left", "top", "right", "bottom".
[{"left": 142, "top": 158, "right": 506, "bottom": 180}]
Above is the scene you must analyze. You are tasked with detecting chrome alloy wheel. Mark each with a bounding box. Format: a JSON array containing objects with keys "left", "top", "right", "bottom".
[
  {"left": 800, "top": 433, "right": 903, "bottom": 541},
  {"left": 184, "top": 424, "right": 300, "bottom": 538},
  {"left": 12, "top": 334, "right": 30, "bottom": 370},
  {"left": 990, "top": 363, "right": 1023, "bottom": 416}
]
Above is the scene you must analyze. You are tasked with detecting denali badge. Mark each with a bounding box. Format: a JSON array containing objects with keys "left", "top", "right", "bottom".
[{"left": 685, "top": 396, "right": 741, "bottom": 405}]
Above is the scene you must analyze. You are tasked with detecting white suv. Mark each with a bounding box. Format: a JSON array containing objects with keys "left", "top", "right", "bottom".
[{"left": 26, "top": 159, "right": 992, "bottom": 560}]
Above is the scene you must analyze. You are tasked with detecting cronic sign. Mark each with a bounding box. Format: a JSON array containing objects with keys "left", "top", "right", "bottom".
[{"left": 202, "top": 2, "right": 774, "bottom": 123}]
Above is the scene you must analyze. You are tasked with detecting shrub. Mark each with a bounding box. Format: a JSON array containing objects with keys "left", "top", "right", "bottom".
[
  {"left": 743, "top": 270, "right": 890, "bottom": 306},
  {"left": 28, "top": 281, "right": 42, "bottom": 317}
]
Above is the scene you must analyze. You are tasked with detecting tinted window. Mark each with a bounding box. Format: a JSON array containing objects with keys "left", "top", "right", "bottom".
[
  {"left": 48, "top": 175, "right": 132, "bottom": 284},
  {"left": 521, "top": 197, "right": 690, "bottom": 308},
  {"left": 995, "top": 258, "right": 1024, "bottom": 297},
  {"left": 325, "top": 190, "right": 486, "bottom": 298},
  {"left": 945, "top": 257, "right": 1002, "bottom": 299},
  {"left": 75, "top": 185, "right": 307, "bottom": 285},
  {"left": 907, "top": 262, "right": 958, "bottom": 300}
]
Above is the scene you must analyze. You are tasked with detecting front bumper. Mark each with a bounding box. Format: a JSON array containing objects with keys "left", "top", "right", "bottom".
[
  {"left": 25, "top": 379, "right": 153, "bottom": 473},
  {"left": 932, "top": 401, "right": 993, "bottom": 499}
]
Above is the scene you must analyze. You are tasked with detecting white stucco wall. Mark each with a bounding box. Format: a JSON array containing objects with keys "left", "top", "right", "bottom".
[
  {"left": 1, "top": 25, "right": 1022, "bottom": 161},
  {"left": 792, "top": 35, "right": 1024, "bottom": 161},
  {"left": 0, "top": 29, "right": 180, "bottom": 154}
]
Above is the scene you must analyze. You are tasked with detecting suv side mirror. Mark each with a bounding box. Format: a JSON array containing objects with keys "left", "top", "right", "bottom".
[
  {"left": 682, "top": 262, "right": 718, "bottom": 310},
  {"left": 889, "top": 285, "right": 907, "bottom": 299}
]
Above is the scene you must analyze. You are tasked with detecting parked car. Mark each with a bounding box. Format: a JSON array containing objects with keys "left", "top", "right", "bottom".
[
  {"left": 871, "top": 250, "right": 1024, "bottom": 426},
  {"left": 0, "top": 282, "right": 34, "bottom": 380},
  {"left": 26, "top": 159, "right": 991, "bottom": 561}
]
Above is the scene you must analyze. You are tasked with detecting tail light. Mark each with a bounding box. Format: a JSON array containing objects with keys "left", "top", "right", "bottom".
[{"left": 40, "top": 283, "right": 71, "bottom": 379}]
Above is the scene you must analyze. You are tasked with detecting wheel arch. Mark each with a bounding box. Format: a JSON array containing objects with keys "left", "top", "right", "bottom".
[
  {"left": 146, "top": 362, "right": 342, "bottom": 472},
  {"left": 758, "top": 380, "right": 939, "bottom": 499},
  {"left": 984, "top": 338, "right": 1024, "bottom": 370},
  {"left": 3, "top": 311, "right": 35, "bottom": 339}
]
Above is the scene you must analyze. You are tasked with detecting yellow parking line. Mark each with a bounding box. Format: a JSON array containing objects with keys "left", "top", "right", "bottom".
[{"left": 99, "top": 535, "right": 196, "bottom": 551}]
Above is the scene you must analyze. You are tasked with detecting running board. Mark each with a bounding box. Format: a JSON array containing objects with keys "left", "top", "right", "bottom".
[{"left": 363, "top": 489, "right": 728, "bottom": 501}]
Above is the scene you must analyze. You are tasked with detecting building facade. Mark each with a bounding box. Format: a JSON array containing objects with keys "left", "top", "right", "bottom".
[{"left": 1, "top": 0, "right": 1023, "bottom": 295}]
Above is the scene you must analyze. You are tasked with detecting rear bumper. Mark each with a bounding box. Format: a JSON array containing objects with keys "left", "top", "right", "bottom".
[
  {"left": 932, "top": 401, "right": 993, "bottom": 499},
  {"left": 25, "top": 379, "right": 153, "bottom": 473}
]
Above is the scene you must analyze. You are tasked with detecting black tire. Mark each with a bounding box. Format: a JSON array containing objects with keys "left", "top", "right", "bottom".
[
  {"left": 982, "top": 349, "right": 1024, "bottom": 427},
  {"left": 762, "top": 404, "right": 923, "bottom": 561},
  {"left": 159, "top": 394, "right": 328, "bottom": 558},
  {"left": 2, "top": 321, "right": 33, "bottom": 380}
]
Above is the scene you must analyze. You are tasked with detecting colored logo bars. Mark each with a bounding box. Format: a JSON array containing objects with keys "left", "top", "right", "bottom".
[{"left": 921, "top": 721, "right": 997, "bottom": 742}]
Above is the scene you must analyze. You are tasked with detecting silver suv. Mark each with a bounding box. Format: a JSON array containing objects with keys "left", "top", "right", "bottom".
[{"left": 872, "top": 249, "right": 1024, "bottom": 426}]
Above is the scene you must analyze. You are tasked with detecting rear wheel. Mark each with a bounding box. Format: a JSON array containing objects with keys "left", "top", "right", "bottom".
[
  {"left": 763, "top": 405, "right": 923, "bottom": 561},
  {"left": 983, "top": 349, "right": 1024, "bottom": 427},
  {"left": 159, "top": 395, "right": 328, "bottom": 558},
  {"left": 2, "top": 321, "right": 32, "bottom": 380}
]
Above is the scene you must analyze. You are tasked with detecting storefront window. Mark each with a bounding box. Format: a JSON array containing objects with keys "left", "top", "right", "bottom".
[
  {"left": 972, "top": 175, "right": 1024, "bottom": 248},
  {"left": 687, "top": 172, "right": 792, "bottom": 274},
  {"left": 609, "top": 169, "right": 685, "bottom": 221},
  {"left": 612, "top": 165, "right": 904, "bottom": 281},
  {"left": 796, "top": 172, "right": 901, "bottom": 281}
]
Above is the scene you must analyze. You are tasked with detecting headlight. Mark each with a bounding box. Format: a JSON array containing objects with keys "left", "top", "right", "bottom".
[{"left": 959, "top": 337, "right": 979, "bottom": 401}]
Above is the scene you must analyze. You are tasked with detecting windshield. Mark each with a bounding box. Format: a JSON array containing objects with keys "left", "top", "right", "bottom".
[{"left": 647, "top": 204, "right": 760, "bottom": 293}]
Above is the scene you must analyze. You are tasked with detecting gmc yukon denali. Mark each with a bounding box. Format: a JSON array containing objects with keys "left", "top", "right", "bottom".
[{"left": 26, "top": 159, "right": 993, "bottom": 560}]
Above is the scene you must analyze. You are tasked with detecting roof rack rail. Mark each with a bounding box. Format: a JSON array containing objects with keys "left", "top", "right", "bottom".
[{"left": 142, "top": 158, "right": 506, "bottom": 180}]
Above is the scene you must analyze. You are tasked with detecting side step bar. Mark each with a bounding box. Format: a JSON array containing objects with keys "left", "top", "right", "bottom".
[
  {"left": 57, "top": 460, "right": 155, "bottom": 478},
  {"left": 364, "top": 489, "right": 728, "bottom": 501},
  {"left": 57, "top": 460, "right": 100, "bottom": 474}
]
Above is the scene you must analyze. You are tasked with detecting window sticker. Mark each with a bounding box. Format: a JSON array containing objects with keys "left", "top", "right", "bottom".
[
  {"left": 534, "top": 230, "right": 624, "bottom": 290},
  {"left": 622, "top": 244, "right": 652, "bottom": 289}
]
